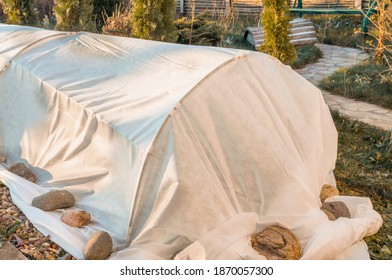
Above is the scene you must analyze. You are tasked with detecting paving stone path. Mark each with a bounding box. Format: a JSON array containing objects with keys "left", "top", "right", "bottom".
[{"left": 295, "top": 44, "right": 392, "bottom": 130}]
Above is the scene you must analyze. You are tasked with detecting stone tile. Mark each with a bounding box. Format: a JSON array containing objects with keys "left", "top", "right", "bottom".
[
  {"left": 356, "top": 104, "right": 385, "bottom": 112},
  {"left": 296, "top": 43, "right": 392, "bottom": 130}
]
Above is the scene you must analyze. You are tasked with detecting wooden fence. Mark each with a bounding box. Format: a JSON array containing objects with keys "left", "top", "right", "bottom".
[{"left": 176, "top": 0, "right": 371, "bottom": 17}]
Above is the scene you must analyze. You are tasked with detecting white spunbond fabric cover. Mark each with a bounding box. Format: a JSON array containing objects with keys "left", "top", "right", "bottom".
[{"left": 0, "top": 24, "right": 382, "bottom": 260}]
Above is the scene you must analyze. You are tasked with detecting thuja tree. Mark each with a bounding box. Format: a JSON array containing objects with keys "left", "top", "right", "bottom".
[
  {"left": 93, "top": 0, "right": 122, "bottom": 32},
  {"left": 2, "top": 0, "right": 39, "bottom": 26},
  {"left": 258, "top": 0, "right": 296, "bottom": 64},
  {"left": 131, "top": 0, "right": 177, "bottom": 42},
  {"left": 53, "top": 0, "right": 96, "bottom": 32}
]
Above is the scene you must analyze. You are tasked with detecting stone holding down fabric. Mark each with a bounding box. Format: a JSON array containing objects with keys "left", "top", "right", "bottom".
[{"left": 0, "top": 24, "right": 382, "bottom": 260}]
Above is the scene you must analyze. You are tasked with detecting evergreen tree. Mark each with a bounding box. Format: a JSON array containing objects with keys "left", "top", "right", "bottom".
[
  {"left": 53, "top": 0, "right": 96, "bottom": 32},
  {"left": 0, "top": 3, "right": 5, "bottom": 23},
  {"left": 2, "top": 0, "right": 39, "bottom": 26},
  {"left": 258, "top": 0, "right": 296, "bottom": 64},
  {"left": 131, "top": 0, "right": 177, "bottom": 42},
  {"left": 93, "top": 0, "right": 122, "bottom": 32}
]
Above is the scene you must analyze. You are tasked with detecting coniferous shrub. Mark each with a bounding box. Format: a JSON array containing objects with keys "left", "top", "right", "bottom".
[
  {"left": 131, "top": 0, "right": 177, "bottom": 42},
  {"left": 175, "top": 11, "right": 223, "bottom": 46},
  {"left": 53, "top": 0, "right": 96, "bottom": 32},
  {"left": 0, "top": 3, "right": 5, "bottom": 23},
  {"left": 258, "top": 0, "right": 296, "bottom": 64},
  {"left": 2, "top": 0, "right": 39, "bottom": 26}
]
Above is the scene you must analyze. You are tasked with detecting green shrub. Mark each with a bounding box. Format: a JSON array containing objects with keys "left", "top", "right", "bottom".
[
  {"left": 0, "top": 3, "right": 5, "bottom": 23},
  {"left": 131, "top": 0, "right": 177, "bottom": 42},
  {"left": 53, "top": 0, "right": 96, "bottom": 32},
  {"left": 290, "top": 44, "right": 322, "bottom": 69},
  {"left": 175, "top": 11, "right": 223, "bottom": 46},
  {"left": 311, "top": 15, "right": 365, "bottom": 48},
  {"left": 2, "top": 0, "right": 39, "bottom": 26},
  {"left": 258, "top": 0, "right": 296, "bottom": 64},
  {"left": 320, "top": 60, "right": 392, "bottom": 109}
]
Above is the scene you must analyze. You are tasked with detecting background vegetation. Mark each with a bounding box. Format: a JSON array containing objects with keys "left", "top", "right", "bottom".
[
  {"left": 53, "top": 0, "right": 96, "bottom": 32},
  {"left": 131, "top": 0, "right": 177, "bottom": 42},
  {"left": 2, "top": 0, "right": 39, "bottom": 25},
  {"left": 258, "top": 0, "right": 296, "bottom": 63}
]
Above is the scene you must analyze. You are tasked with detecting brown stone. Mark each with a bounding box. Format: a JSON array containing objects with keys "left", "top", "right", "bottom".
[
  {"left": 9, "top": 163, "right": 37, "bottom": 183},
  {"left": 83, "top": 231, "right": 113, "bottom": 260},
  {"left": 250, "top": 226, "right": 302, "bottom": 260},
  {"left": 321, "top": 201, "right": 351, "bottom": 219},
  {"left": 321, "top": 207, "right": 337, "bottom": 221},
  {"left": 320, "top": 184, "right": 339, "bottom": 202},
  {"left": 0, "top": 241, "right": 28, "bottom": 260},
  {"left": 0, "top": 152, "right": 6, "bottom": 163},
  {"left": 32, "top": 190, "right": 75, "bottom": 211},
  {"left": 61, "top": 210, "right": 91, "bottom": 227}
]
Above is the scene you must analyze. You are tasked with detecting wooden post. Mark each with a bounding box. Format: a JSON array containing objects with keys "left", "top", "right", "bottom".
[
  {"left": 354, "top": 0, "right": 362, "bottom": 9},
  {"left": 226, "top": 0, "right": 232, "bottom": 17}
]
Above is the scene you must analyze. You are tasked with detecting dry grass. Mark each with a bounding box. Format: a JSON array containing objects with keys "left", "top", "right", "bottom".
[
  {"left": 308, "top": 14, "right": 367, "bottom": 49},
  {"left": 101, "top": 4, "right": 132, "bottom": 38},
  {"left": 320, "top": 60, "right": 392, "bottom": 109},
  {"left": 332, "top": 110, "right": 392, "bottom": 260},
  {"left": 290, "top": 44, "right": 323, "bottom": 69}
]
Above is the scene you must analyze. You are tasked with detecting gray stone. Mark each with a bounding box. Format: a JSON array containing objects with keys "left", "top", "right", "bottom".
[
  {"left": 9, "top": 163, "right": 37, "bottom": 183},
  {"left": 83, "top": 231, "right": 113, "bottom": 260},
  {"left": 61, "top": 210, "right": 91, "bottom": 227},
  {"left": 0, "top": 152, "right": 6, "bottom": 163},
  {"left": 251, "top": 226, "right": 302, "bottom": 260},
  {"left": 321, "top": 201, "right": 351, "bottom": 219},
  {"left": 32, "top": 190, "right": 75, "bottom": 211}
]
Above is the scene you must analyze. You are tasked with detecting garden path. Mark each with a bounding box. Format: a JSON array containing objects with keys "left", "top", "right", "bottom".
[{"left": 295, "top": 44, "right": 392, "bottom": 130}]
